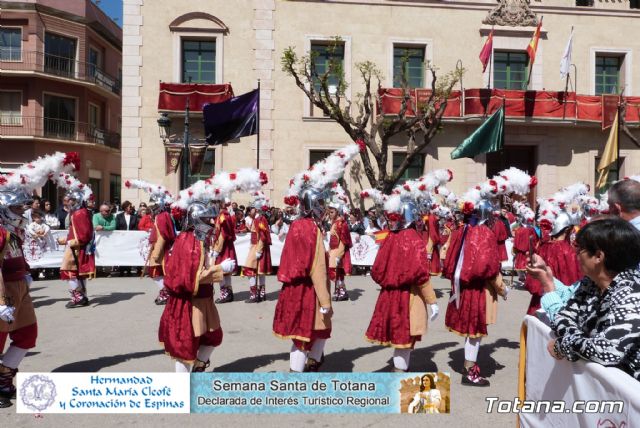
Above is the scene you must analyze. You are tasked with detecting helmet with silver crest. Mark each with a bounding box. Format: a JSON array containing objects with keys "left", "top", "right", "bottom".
[
  {"left": 124, "top": 179, "right": 174, "bottom": 214},
  {"left": 284, "top": 142, "right": 363, "bottom": 222}
]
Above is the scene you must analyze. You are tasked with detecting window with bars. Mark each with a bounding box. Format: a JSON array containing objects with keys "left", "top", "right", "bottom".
[
  {"left": 181, "top": 39, "right": 216, "bottom": 83},
  {"left": 493, "top": 51, "right": 529, "bottom": 90},
  {"left": 393, "top": 46, "right": 425, "bottom": 88},
  {"left": 44, "top": 33, "right": 77, "bottom": 77},
  {"left": 0, "top": 91, "right": 22, "bottom": 125},
  {"left": 392, "top": 152, "right": 424, "bottom": 184},
  {"left": 0, "top": 28, "right": 22, "bottom": 61},
  {"left": 595, "top": 55, "right": 622, "bottom": 95},
  {"left": 44, "top": 94, "right": 76, "bottom": 139}
]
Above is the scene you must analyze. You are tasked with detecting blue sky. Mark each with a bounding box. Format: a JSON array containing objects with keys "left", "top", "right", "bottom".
[{"left": 96, "top": 0, "right": 123, "bottom": 26}]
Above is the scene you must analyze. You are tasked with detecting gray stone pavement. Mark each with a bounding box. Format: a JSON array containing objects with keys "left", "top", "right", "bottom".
[{"left": 2, "top": 273, "right": 531, "bottom": 427}]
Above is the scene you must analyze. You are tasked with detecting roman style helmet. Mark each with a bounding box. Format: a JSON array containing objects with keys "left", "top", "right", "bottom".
[
  {"left": 173, "top": 168, "right": 267, "bottom": 240},
  {"left": 537, "top": 182, "right": 590, "bottom": 236},
  {"left": 284, "top": 142, "right": 363, "bottom": 221}
]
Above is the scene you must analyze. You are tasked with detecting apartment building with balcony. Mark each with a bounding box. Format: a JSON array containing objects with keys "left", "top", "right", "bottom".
[
  {"left": 0, "top": 0, "right": 122, "bottom": 205},
  {"left": 122, "top": 0, "right": 640, "bottom": 204}
]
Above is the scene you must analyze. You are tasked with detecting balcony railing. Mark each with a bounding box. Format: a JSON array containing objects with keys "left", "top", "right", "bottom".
[
  {"left": 0, "top": 49, "right": 121, "bottom": 96},
  {"left": 0, "top": 115, "right": 120, "bottom": 150}
]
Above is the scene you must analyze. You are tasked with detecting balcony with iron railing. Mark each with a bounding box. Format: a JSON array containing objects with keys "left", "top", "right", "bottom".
[
  {"left": 0, "top": 115, "right": 121, "bottom": 150},
  {"left": 0, "top": 49, "right": 121, "bottom": 96}
]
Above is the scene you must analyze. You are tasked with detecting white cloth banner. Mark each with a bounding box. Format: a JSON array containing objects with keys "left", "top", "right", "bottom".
[
  {"left": 520, "top": 315, "right": 640, "bottom": 427},
  {"left": 24, "top": 231, "right": 386, "bottom": 268}
]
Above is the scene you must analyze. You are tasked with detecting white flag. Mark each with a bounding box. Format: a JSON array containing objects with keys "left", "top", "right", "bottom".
[{"left": 560, "top": 28, "right": 573, "bottom": 80}]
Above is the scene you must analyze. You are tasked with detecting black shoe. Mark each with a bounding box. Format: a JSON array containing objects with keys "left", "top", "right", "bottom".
[
  {"left": 65, "top": 296, "right": 89, "bottom": 308},
  {"left": 215, "top": 292, "right": 234, "bottom": 304},
  {"left": 0, "top": 396, "right": 12, "bottom": 408},
  {"left": 461, "top": 364, "right": 490, "bottom": 387}
]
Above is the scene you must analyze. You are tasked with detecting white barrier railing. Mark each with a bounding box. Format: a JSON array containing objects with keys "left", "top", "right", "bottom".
[{"left": 519, "top": 315, "right": 639, "bottom": 427}]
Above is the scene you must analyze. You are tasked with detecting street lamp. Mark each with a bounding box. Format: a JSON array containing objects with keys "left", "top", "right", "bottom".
[{"left": 157, "top": 100, "right": 191, "bottom": 189}]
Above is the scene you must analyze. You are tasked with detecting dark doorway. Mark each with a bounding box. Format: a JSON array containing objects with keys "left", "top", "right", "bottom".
[{"left": 486, "top": 145, "right": 537, "bottom": 207}]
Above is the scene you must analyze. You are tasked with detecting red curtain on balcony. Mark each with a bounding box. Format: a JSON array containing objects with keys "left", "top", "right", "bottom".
[
  {"left": 158, "top": 83, "right": 234, "bottom": 112},
  {"left": 378, "top": 88, "right": 462, "bottom": 117}
]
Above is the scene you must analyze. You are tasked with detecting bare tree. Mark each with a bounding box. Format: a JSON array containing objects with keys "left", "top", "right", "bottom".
[
  {"left": 620, "top": 100, "right": 640, "bottom": 149},
  {"left": 281, "top": 37, "right": 464, "bottom": 193}
]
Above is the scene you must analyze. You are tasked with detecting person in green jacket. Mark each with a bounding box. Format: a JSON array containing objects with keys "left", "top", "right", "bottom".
[{"left": 92, "top": 204, "right": 116, "bottom": 231}]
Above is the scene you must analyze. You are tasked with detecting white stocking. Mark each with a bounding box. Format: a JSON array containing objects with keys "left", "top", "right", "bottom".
[
  {"left": 289, "top": 344, "right": 308, "bottom": 373},
  {"left": 258, "top": 275, "right": 266, "bottom": 287},
  {"left": 175, "top": 361, "right": 191, "bottom": 373},
  {"left": 392, "top": 348, "right": 411, "bottom": 371},
  {"left": 68, "top": 278, "right": 80, "bottom": 291},
  {"left": 249, "top": 276, "right": 256, "bottom": 287},
  {"left": 223, "top": 275, "right": 232, "bottom": 288},
  {"left": 197, "top": 345, "right": 215, "bottom": 363},
  {"left": 1, "top": 346, "right": 28, "bottom": 369},
  {"left": 308, "top": 339, "right": 326, "bottom": 362},
  {"left": 153, "top": 276, "right": 164, "bottom": 290},
  {"left": 464, "top": 337, "right": 482, "bottom": 363}
]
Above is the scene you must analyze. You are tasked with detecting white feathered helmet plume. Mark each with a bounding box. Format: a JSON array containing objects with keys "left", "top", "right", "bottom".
[
  {"left": 0, "top": 151, "right": 80, "bottom": 208},
  {"left": 250, "top": 190, "right": 270, "bottom": 213},
  {"left": 328, "top": 183, "right": 350, "bottom": 215},
  {"left": 284, "top": 141, "right": 364, "bottom": 218},
  {"left": 124, "top": 179, "right": 174, "bottom": 210},
  {"left": 513, "top": 201, "right": 535, "bottom": 224},
  {"left": 536, "top": 182, "right": 589, "bottom": 236}
]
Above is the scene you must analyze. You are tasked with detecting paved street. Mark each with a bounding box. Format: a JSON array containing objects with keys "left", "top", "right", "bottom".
[{"left": 2, "top": 273, "right": 530, "bottom": 427}]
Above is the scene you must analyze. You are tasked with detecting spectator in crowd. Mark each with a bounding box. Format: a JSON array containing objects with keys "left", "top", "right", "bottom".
[
  {"left": 137, "top": 207, "right": 154, "bottom": 232},
  {"left": 115, "top": 201, "right": 139, "bottom": 231},
  {"left": 270, "top": 208, "right": 289, "bottom": 241},
  {"left": 24, "top": 196, "right": 41, "bottom": 223},
  {"left": 115, "top": 201, "right": 140, "bottom": 276},
  {"left": 607, "top": 179, "right": 640, "bottom": 230},
  {"left": 42, "top": 199, "right": 60, "bottom": 230},
  {"left": 85, "top": 198, "right": 96, "bottom": 216},
  {"left": 231, "top": 202, "right": 238, "bottom": 212},
  {"left": 137, "top": 202, "right": 147, "bottom": 215},
  {"left": 348, "top": 210, "right": 365, "bottom": 235},
  {"left": 56, "top": 195, "right": 70, "bottom": 229},
  {"left": 542, "top": 218, "right": 640, "bottom": 381},
  {"left": 363, "top": 207, "right": 385, "bottom": 235},
  {"left": 26, "top": 210, "right": 51, "bottom": 279},
  {"left": 92, "top": 204, "right": 116, "bottom": 232},
  {"left": 234, "top": 209, "right": 248, "bottom": 234}
]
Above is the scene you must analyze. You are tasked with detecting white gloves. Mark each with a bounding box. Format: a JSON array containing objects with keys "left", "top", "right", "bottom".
[
  {"left": 429, "top": 304, "right": 439, "bottom": 322},
  {"left": 24, "top": 273, "right": 33, "bottom": 287},
  {"left": 319, "top": 306, "right": 331, "bottom": 315},
  {"left": 220, "top": 258, "right": 236, "bottom": 274},
  {"left": 212, "top": 251, "right": 220, "bottom": 259},
  {"left": 0, "top": 305, "right": 15, "bottom": 323},
  {"left": 255, "top": 252, "right": 262, "bottom": 259},
  {"left": 502, "top": 285, "right": 510, "bottom": 301},
  {"left": 335, "top": 256, "right": 341, "bottom": 266}
]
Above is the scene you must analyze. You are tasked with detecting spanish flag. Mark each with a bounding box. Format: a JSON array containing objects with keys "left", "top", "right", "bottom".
[
  {"left": 373, "top": 229, "right": 389, "bottom": 245},
  {"left": 596, "top": 110, "right": 619, "bottom": 190},
  {"left": 526, "top": 18, "right": 543, "bottom": 68}
]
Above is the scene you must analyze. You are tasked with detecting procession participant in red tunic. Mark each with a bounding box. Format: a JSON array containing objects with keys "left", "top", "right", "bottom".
[
  {"left": 274, "top": 143, "right": 361, "bottom": 372},
  {"left": 523, "top": 184, "right": 587, "bottom": 314},
  {"left": 124, "top": 180, "right": 176, "bottom": 305},
  {"left": 0, "top": 152, "right": 79, "bottom": 407},
  {"left": 445, "top": 168, "right": 535, "bottom": 386},
  {"left": 159, "top": 169, "right": 265, "bottom": 372},
  {"left": 361, "top": 168, "right": 451, "bottom": 372},
  {"left": 327, "top": 184, "right": 352, "bottom": 302},
  {"left": 211, "top": 201, "right": 238, "bottom": 304},
  {"left": 511, "top": 202, "right": 538, "bottom": 272},
  {"left": 244, "top": 191, "right": 272, "bottom": 303},
  {"left": 52, "top": 172, "right": 95, "bottom": 308}
]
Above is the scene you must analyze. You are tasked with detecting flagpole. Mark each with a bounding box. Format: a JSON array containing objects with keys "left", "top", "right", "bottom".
[
  {"left": 257, "top": 79, "right": 261, "bottom": 169},
  {"left": 562, "top": 26, "right": 573, "bottom": 120},
  {"left": 487, "top": 27, "right": 493, "bottom": 90}
]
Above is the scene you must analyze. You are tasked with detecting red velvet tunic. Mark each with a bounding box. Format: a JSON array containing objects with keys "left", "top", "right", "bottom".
[
  {"left": 60, "top": 208, "right": 95, "bottom": 279},
  {"left": 444, "top": 224, "right": 501, "bottom": 337},
  {"left": 428, "top": 214, "right": 442, "bottom": 275},
  {"left": 158, "top": 231, "right": 220, "bottom": 362},
  {"left": 491, "top": 219, "right": 509, "bottom": 262},
  {"left": 524, "top": 238, "right": 583, "bottom": 314},
  {"left": 513, "top": 226, "right": 538, "bottom": 270},
  {"left": 365, "top": 227, "right": 430, "bottom": 348},
  {"left": 273, "top": 217, "right": 330, "bottom": 344},
  {"left": 329, "top": 217, "right": 352, "bottom": 275},
  {"left": 213, "top": 209, "right": 238, "bottom": 271},
  {"left": 244, "top": 214, "right": 272, "bottom": 275},
  {"left": 0, "top": 228, "right": 29, "bottom": 282},
  {"left": 147, "top": 211, "right": 176, "bottom": 277}
]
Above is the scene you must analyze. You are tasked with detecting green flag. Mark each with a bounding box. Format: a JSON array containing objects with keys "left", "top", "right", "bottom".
[{"left": 451, "top": 106, "right": 504, "bottom": 159}]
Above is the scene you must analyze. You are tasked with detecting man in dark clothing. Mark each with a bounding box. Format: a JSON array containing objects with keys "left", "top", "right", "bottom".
[
  {"left": 55, "top": 196, "right": 70, "bottom": 229},
  {"left": 115, "top": 201, "right": 139, "bottom": 275}
]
